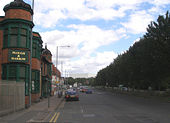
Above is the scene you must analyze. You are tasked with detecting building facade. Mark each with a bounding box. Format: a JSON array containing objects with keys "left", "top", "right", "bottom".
[
  {"left": 0, "top": 0, "right": 56, "bottom": 107},
  {"left": 41, "top": 45, "right": 52, "bottom": 98}
]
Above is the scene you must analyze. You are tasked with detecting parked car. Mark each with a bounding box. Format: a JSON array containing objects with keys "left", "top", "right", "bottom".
[
  {"left": 80, "top": 87, "right": 84, "bottom": 92},
  {"left": 82, "top": 88, "right": 88, "bottom": 92},
  {"left": 85, "top": 89, "right": 93, "bottom": 94},
  {"left": 65, "top": 89, "right": 79, "bottom": 101}
]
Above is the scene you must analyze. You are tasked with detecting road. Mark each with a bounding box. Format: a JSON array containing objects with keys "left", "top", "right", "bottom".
[
  {"left": 55, "top": 89, "right": 170, "bottom": 123},
  {"left": 0, "top": 89, "right": 170, "bottom": 123}
]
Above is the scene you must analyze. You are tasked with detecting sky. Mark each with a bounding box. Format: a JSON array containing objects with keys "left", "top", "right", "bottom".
[{"left": 1, "top": 0, "right": 170, "bottom": 77}]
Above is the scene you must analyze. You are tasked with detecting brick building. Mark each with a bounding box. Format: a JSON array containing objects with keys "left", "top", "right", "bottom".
[
  {"left": 0, "top": 0, "right": 54, "bottom": 107},
  {"left": 41, "top": 44, "right": 52, "bottom": 98},
  {"left": 52, "top": 64, "right": 61, "bottom": 96}
]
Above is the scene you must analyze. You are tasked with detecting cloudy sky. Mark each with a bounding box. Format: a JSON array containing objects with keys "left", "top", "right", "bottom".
[{"left": 1, "top": 0, "right": 170, "bottom": 76}]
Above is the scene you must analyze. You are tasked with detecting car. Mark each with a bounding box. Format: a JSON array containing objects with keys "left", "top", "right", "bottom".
[
  {"left": 85, "top": 89, "right": 93, "bottom": 94},
  {"left": 82, "top": 88, "right": 87, "bottom": 92},
  {"left": 65, "top": 89, "right": 79, "bottom": 101},
  {"left": 79, "top": 87, "right": 84, "bottom": 92}
]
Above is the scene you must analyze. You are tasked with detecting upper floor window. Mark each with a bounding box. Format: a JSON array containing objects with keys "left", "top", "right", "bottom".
[
  {"left": 32, "top": 39, "right": 41, "bottom": 59},
  {"left": 3, "top": 25, "right": 30, "bottom": 48},
  {"left": 20, "top": 28, "right": 27, "bottom": 47},
  {"left": 10, "top": 27, "right": 18, "bottom": 47}
]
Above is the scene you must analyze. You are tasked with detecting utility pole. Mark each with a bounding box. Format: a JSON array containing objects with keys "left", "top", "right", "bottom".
[{"left": 29, "top": 0, "right": 34, "bottom": 107}]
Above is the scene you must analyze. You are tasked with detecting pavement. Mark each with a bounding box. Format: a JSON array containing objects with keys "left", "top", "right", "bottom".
[{"left": 0, "top": 95, "right": 64, "bottom": 123}]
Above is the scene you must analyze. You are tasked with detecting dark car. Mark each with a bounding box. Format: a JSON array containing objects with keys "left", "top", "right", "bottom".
[
  {"left": 85, "top": 89, "right": 93, "bottom": 94},
  {"left": 65, "top": 89, "right": 79, "bottom": 101}
]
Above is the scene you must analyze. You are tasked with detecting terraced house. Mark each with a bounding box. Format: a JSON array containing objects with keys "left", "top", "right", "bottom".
[{"left": 0, "top": 0, "right": 55, "bottom": 108}]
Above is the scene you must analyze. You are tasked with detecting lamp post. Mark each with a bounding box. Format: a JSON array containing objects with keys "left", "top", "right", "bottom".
[
  {"left": 29, "top": 0, "right": 34, "bottom": 107},
  {"left": 56, "top": 46, "right": 70, "bottom": 69},
  {"left": 56, "top": 46, "right": 70, "bottom": 97}
]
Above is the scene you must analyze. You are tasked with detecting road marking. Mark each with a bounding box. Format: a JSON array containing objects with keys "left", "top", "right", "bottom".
[
  {"left": 80, "top": 106, "right": 84, "bottom": 113},
  {"left": 49, "top": 112, "right": 60, "bottom": 123},
  {"left": 49, "top": 113, "right": 56, "bottom": 122},
  {"left": 54, "top": 112, "right": 60, "bottom": 122},
  {"left": 83, "top": 114, "right": 95, "bottom": 117}
]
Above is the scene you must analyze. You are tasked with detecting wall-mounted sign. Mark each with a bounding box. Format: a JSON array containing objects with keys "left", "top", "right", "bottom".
[{"left": 9, "top": 49, "right": 28, "bottom": 63}]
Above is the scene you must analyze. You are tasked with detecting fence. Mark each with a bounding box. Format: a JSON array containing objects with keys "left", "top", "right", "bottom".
[{"left": 0, "top": 80, "right": 25, "bottom": 116}]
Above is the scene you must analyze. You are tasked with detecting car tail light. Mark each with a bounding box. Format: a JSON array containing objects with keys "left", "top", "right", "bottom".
[{"left": 66, "top": 95, "right": 69, "bottom": 98}]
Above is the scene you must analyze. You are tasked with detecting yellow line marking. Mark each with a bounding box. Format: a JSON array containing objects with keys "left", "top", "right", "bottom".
[
  {"left": 49, "top": 113, "right": 56, "bottom": 122},
  {"left": 54, "top": 112, "right": 60, "bottom": 122}
]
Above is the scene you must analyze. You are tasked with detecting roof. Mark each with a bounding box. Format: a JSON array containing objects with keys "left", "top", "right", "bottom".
[
  {"left": 42, "top": 45, "right": 52, "bottom": 56},
  {"left": 3, "top": 0, "right": 33, "bottom": 15}
]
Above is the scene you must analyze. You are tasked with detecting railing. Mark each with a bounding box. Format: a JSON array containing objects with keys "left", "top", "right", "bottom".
[{"left": 0, "top": 80, "right": 25, "bottom": 116}]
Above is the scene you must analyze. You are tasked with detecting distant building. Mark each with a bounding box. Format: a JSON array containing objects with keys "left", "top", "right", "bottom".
[{"left": 69, "top": 73, "right": 96, "bottom": 78}]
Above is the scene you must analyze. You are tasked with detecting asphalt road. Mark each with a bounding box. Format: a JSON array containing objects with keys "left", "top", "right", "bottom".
[{"left": 56, "top": 89, "right": 170, "bottom": 123}]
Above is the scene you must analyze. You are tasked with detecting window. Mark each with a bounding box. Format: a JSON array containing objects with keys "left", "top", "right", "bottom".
[
  {"left": 3, "top": 28, "right": 8, "bottom": 47},
  {"left": 3, "top": 25, "right": 30, "bottom": 48},
  {"left": 10, "top": 35, "right": 17, "bottom": 46},
  {"left": 31, "top": 70, "right": 40, "bottom": 93},
  {"left": 2, "top": 64, "right": 30, "bottom": 96},
  {"left": 10, "top": 28, "right": 18, "bottom": 34},
  {"left": 32, "top": 39, "right": 41, "bottom": 59},
  {"left": 10, "top": 27, "right": 18, "bottom": 47},
  {"left": 47, "top": 64, "right": 52, "bottom": 76},
  {"left": 2, "top": 64, "right": 28, "bottom": 81},
  {"left": 20, "top": 66, "right": 26, "bottom": 81},
  {"left": 20, "top": 28, "right": 27, "bottom": 47},
  {"left": 2, "top": 65, "right": 7, "bottom": 80},
  {"left": 20, "top": 28, "right": 27, "bottom": 35},
  {"left": 48, "top": 56, "right": 51, "bottom": 60},
  {"left": 20, "top": 35, "right": 26, "bottom": 47},
  {"left": 32, "top": 42, "right": 36, "bottom": 57},
  {"left": 8, "top": 65, "right": 16, "bottom": 80}
]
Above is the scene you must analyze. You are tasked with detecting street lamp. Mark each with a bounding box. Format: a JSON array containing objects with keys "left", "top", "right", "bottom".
[
  {"left": 56, "top": 45, "right": 70, "bottom": 97},
  {"left": 56, "top": 46, "right": 70, "bottom": 69}
]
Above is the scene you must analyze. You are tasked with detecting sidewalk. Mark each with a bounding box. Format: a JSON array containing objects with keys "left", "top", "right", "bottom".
[
  {"left": 0, "top": 95, "right": 64, "bottom": 123},
  {"left": 28, "top": 95, "right": 64, "bottom": 122}
]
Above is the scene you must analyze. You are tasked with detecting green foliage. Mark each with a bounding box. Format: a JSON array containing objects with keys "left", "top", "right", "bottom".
[
  {"left": 95, "top": 11, "right": 170, "bottom": 91},
  {"left": 66, "top": 77, "right": 95, "bottom": 86}
]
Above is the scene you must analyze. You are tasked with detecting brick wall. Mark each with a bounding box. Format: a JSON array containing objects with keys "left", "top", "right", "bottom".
[
  {"left": 5, "top": 9, "right": 31, "bottom": 21},
  {"left": 25, "top": 96, "right": 29, "bottom": 107},
  {"left": 33, "top": 33, "right": 40, "bottom": 37},
  {"left": 31, "top": 93, "right": 40, "bottom": 103},
  {"left": 25, "top": 94, "right": 40, "bottom": 107},
  {"left": 1, "top": 49, "right": 8, "bottom": 64},
  {"left": 0, "top": 17, "right": 4, "bottom": 21},
  {"left": 32, "top": 58, "right": 41, "bottom": 70}
]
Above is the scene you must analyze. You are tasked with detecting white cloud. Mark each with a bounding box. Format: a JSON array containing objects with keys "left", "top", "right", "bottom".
[
  {"left": 40, "top": 24, "right": 122, "bottom": 74},
  {"left": 28, "top": 0, "right": 170, "bottom": 30},
  {"left": 34, "top": 10, "right": 67, "bottom": 28},
  {"left": 32, "top": 0, "right": 150, "bottom": 27},
  {"left": 121, "top": 11, "right": 154, "bottom": 34},
  {"left": 0, "top": 0, "right": 13, "bottom": 15},
  {"left": 65, "top": 51, "right": 117, "bottom": 74},
  {"left": 150, "top": 0, "right": 170, "bottom": 6}
]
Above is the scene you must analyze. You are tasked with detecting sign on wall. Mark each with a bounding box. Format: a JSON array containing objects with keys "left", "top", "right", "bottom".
[{"left": 8, "top": 49, "right": 28, "bottom": 63}]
